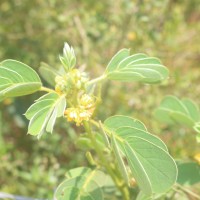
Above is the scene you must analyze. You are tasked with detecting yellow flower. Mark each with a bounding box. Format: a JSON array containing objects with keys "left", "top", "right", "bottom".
[
  {"left": 79, "top": 94, "right": 95, "bottom": 109},
  {"left": 65, "top": 107, "right": 94, "bottom": 126},
  {"left": 64, "top": 94, "right": 95, "bottom": 126}
]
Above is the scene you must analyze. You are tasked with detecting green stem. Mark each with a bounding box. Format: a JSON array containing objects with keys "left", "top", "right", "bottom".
[
  {"left": 40, "top": 86, "right": 56, "bottom": 93},
  {"left": 174, "top": 184, "right": 200, "bottom": 199},
  {"left": 83, "top": 121, "right": 130, "bottom": 200},
  {"left": 86, "top": 74, "right": 107, "bottom": 87}
]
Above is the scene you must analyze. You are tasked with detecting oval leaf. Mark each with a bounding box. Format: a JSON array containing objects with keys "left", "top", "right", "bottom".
[
  {"left": 104, "top": 116, "right": 177, "bottom": 196},
  {"left": 55, "top": 167, "right": 106, "bottom": 200},
  {"left": 154, "top": 95, "right": 200, "bottom": 129},
  {"left": 104, "top": 115, "right": 167, "bottom": 152},
  {"left": 0, "top": 59, "right": 42, "bottom": 100},
  {"left": 105, "top": 50, "right": 168, "bottom": 84},
  {"left": 111, "top": 133, "right": 129, "bottom": 185},
  {"left": 39, "top": 62, "right": 60, "bottom": 86},
  {"left": 104, "top": 115, "right": 147, "bottom": 131},
  {"left": 177, "top": 161, "right": 200, "bottom": 186}
]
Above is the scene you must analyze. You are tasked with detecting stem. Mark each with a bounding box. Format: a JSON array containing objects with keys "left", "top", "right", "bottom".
[
  {"left": 83, "top": 121, "right": 130, "bottom": 200},
  {"left": 174, "top": 184, "right": 200, "bottom": 199},
  {"left": 40, "top": 86, "right": 56, "bottom": 93},
  {"left": 86, "top": 74, "right": 107, "bottom": 87}
]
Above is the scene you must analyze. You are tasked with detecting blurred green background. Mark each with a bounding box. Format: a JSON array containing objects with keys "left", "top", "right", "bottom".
[{"left": 0, "top": 0, "right": 200, "bottom": 199}]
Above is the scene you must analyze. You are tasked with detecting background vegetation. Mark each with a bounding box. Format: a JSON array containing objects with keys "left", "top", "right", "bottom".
[{"left": 0, "top": 0, "right": 200, "bottom": 199}]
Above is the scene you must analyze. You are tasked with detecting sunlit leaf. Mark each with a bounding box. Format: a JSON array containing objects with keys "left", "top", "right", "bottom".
[
  {"left": 0, "top": 59, "right": 42, "bottom": 101},
  {"left": 111, "top": 133, "right": 129, "bottom": 185},
  {"left": 136, "top": 191, "right": 152, "bottom": 200},
  {"left": 25, "top": 92, "right": 66, "bottom": 138},
  {"left": 59, "top": 42, "right": 76, "bottom": 72},
  {"left": 154, "top": 96, "right": 200, "bottom": 129},
  {"left": 104, "top": 115, "right": 168, "bottom": 152},
  {"left": 194, "top": 121, "right": 200, "bottom": 131},
  {"left": 104, "top": 115, "right": 147, "bottom": 131},
  {"left": 105, "top": 49, "right": 168, "bottom": 83},
  {"left": 177, "top": 161, "right": 200, "bottom": 185},
  {"left": 182, "top": 99, "right": 200, "bottom": 122},
  {"left": 106, "top": 49, "right": 130, "bottom": 72},
  {"left": 39, "top": 62, "right": 60, "bottom": 87},
  {"left": 196, "top": 133, "right": 200, "bottom": 143},
  {"left": 104, "top": 115, "right": 177, "bottom": 196},
  {"left": 55, "top": 167, "right": 106, "bottom": 200}
]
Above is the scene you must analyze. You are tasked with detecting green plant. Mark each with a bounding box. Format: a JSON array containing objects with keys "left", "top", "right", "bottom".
[
  {"left": 0, "top": 43, "right": 199, "bottom": 200},
  {"left": 154, "top": 95, "right": 200, "bottom": 142}
]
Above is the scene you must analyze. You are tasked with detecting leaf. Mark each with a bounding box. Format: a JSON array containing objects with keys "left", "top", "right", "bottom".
[
  {"left": 24, "top": 92, "right": 66, "bottom": 138},
  {"left": 136, "top": 191, "right": 153, "bottom": 200},
  {"left": 182, "top": 99, "right": 200, "bottom": 122},
  {"left": 106, "top": 49, "right": 130, "bottom": 72},
  {"left": 196, "top": 133, "right": 200, "bottom": 143},
  {"left": 104, "top": 115, "right": 147, "bottom": 131},
  {"left": 111, "top": 133, "right": 129, "bottom": 185},
  {"left": 59, "top": 42, "right": 76, "bottom": 72},
  {"left": 154, "top": 96, "right": 200, "bottom": 128},
  {"left": 76, "top": 133, "right": 107, "bottom": 151},
  {"left": 0, "top": 59, "right": 42, "bottom": 101},
  {"left": 99, "top": 121, "right": 110, "bottom": 147},
  {"left": 104, "top": 115, "right": 168, "bottom": 152},
  {"left": 177, "top": 161, "right": 200, "bottom": 185},
  {"left": 105, "top": 49, "right": 168, "bottom": 83},
  {"left": 55, "top": 167, "right": 106, "bottom": 200},
  {"left": 104, "top": 115, "right": 177, "bottom": 196},
  {"left": 39, "top": 62, "right": 60, "bottom": 87}
]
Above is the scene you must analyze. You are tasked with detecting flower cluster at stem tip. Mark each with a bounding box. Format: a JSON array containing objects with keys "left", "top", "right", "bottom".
[
  {"left": 54, "top": 43, "right": 96, "bottom": 126},
  {"left": 64, "top": 94, "right": 95, "bottom": 126},
  {"left": 55, "top": 69, "right": 88, "bottom": 96},
  {"left": 54, "top": 69, "right": 95, "bottom": 126}
]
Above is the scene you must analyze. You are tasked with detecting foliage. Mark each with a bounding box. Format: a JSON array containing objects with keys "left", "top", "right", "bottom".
[
  {"left": 155, "top": 95, "right": 200, "bottom": 142},
  {"left": 1, "top": 42, "right": 199, "bottom": 200},
  {"left": 0, "top": 0, "right": 200, "bottom": 199}
]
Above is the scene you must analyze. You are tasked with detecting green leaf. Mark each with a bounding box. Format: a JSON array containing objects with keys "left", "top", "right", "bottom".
[
  {"left": 104, "top": 115, "right": 147, "bottom": 131},
  {"left": 177, "top": 161, "right": 200, "bottom": 185},
  {"left": 196, "top": 133, "right": 200, "bottom": 143},
  {"left": 105, "top": 49, "right": 168, "bottom": 83},
  {"left": 154, "top": 96, "right": 200, "bottom": 128},
  {"left": 104, "top": 115, "right": 168, "bottom": 152},
  {"left": 106, "top": 49, "right": 130, "bottom": 72},
  {"left": 55, "top": 167, "right": 106, "bottom": 200},
  {"left": 111, "top": 133, "right": 129, "bottom": 185},
  {"left": 104, "top": 116, "right": 177, "bottom": 196},
  {"left": 136, "top": 191, "right": 153, "bottom": 200},
  {"left": 59, "top": 42, "right": 76, "bottom": 72},
  {"left": 76, "top": 132, "right": 107, "bottom": 151},
  {"left": 0, "top": 59, "right": 42, "bottom": 101},
  {"left": 193, "top": 122, "right": 200, "bottom": 134},
  {"left": 24, "top": 92, "right": 66, "bottom": 138},
  {"left": 182, "top": 99, "right": 200, "bottom": 122},
  {"left": 39, "top": 62, "right": 60, "bottom": 87}
]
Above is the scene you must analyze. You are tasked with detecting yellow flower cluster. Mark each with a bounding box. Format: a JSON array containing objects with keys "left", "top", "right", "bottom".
[{"left": 65, "top": 94, "right": 95, "bottom": 126}]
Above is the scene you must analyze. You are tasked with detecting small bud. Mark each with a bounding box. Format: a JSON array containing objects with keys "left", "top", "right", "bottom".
[
  {"left": 60, "top": 42, "right": 76, "bottom": 72},
  {"left": 80, "top": 94, "right": 94, "bottom": 109}
]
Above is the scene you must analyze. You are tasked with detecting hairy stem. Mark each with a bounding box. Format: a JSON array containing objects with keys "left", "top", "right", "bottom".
[
  {"left": 83, "top": 121, "right": 130, "bottom": 200},
  {"left": 86, "top": 74, "right": 107, "bottom": 87},
  {"left": 40, "top": 86, "right": 56, "bottom": 93},
  {"left": 174, "top": 184, "right": 200, "bottom": 199}
]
